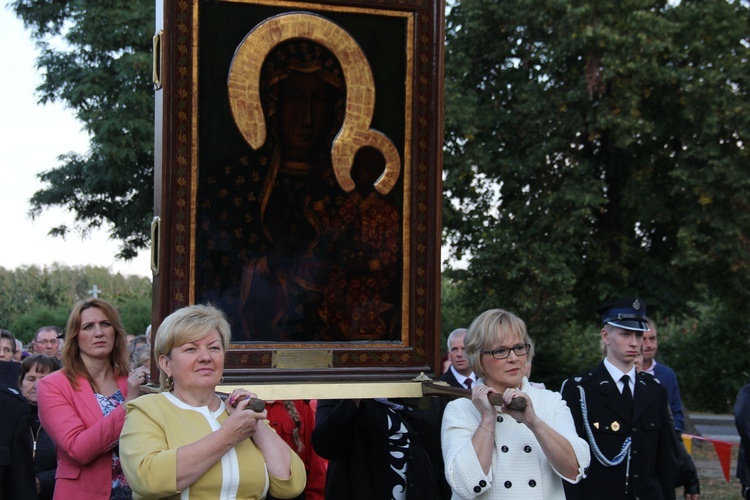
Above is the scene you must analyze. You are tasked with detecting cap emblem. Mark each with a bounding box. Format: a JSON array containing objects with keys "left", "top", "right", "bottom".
[{"left": 633, "top": 298, "right": 641, "bottom": 310}]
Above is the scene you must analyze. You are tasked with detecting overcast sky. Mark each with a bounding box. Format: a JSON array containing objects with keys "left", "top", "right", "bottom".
[{"left": 0, "top": 7, "right": 151, "bottom": 277}]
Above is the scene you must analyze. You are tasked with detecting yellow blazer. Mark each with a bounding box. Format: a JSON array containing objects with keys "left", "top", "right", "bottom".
[{"left": 120, "top": 392, "right": 306, "bottom": 500}]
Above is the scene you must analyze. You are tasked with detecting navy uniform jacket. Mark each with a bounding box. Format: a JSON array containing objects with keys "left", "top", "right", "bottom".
[
  {"left": 561, "top": 362, "right": 675, "bottom": 500},
  {"left": 0, "top": 384, "right": 37, "bottom": 499}
]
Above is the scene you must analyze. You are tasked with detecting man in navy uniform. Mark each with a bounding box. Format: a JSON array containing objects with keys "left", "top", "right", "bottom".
[{"left": 561, "top": 297, "right": 675, "bottom": 499}]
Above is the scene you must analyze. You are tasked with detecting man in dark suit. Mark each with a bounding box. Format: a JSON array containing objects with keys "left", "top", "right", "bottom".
[
  {"left": 561, "top": 297, "right": 675, "bottom": 499},
  {"left": 642, "top": 317, "right": 700, "bottom": 499},
  {"left": 440, "top": 328, "right": 475, "bottom": 389},
  {"left": 0, "top": 383, "right": 37, "bottom": 499},
  {"left": 642, "top": 318, "right": 685, "bottom": 432},
  {"left": 430, "top": 328, "right": 475, "bottom": 499},
  {"left": 736, "top": 383, "right": 750, "bottom": 499}
]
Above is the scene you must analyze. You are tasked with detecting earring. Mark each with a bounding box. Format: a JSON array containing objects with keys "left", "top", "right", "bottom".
[
  {"left": 166, "top": 375, "right": 173, "bottom": 387},
  {"left": 220, "top": 376, "right": 224, "bottom": 384}
]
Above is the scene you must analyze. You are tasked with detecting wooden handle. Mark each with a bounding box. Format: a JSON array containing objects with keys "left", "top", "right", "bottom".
[
  {"left": 242, "top": 397, "right": 267, "bottom": 412},
  {"left": 216, "top": 392, "right": 267, "bottom": 412},
  {"left": 422, "top": 381, "right": 527, "bottom": 410},
  {"left": 505, "top": 396, "right": 527, "bottom": 411}
]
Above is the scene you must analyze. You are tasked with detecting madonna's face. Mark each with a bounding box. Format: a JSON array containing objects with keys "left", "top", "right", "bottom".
[{"left": 277, "top": 72, "right": 339, "bottom": 162}]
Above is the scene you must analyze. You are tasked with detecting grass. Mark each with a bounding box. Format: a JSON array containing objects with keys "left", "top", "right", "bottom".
[{"left": 687, "top": 439, "right": 741, "bottom": 500}]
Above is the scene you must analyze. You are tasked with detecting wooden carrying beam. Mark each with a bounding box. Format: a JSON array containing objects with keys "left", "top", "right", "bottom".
[{"left": 200, "top": 379, "right": 527, "bottom": 410}]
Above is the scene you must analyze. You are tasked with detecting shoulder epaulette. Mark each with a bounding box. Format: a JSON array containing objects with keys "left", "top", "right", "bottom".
[
  {"left": 561, "top": 370, "right": 595, "bottom": 393},
  {"left": 572, "top": 370, "right": 596, "bottom": 385},
  {"left": 0, "top": 384, "right": 24, "bottom": 400},
  {"left": 637, "top": 371, "right": 659, "bottom": 384}
]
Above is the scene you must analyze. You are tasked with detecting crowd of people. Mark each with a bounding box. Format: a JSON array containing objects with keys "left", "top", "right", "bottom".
[{"left": 1, "top": 295, "right": 748, "bottom": 499}]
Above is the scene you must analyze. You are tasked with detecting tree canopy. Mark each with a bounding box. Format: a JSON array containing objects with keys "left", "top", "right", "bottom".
[
  {"left": 442, "top": 0, "right": 750, "bottom": 407},
  {"left": 11, "top": 0, "right": 155, "bottom": 259},
  {"left": 13, "top": 0, "right": 750, "bottom": 409},
  {"left": 0, "top": 264, "right": 152, "bottom": 342}
]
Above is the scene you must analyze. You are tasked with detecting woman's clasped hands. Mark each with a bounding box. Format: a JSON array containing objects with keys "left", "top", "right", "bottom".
[
  {"left": 223, "top": 389, "right": 266, "bottom": 443},
  {"left": 472, "top": 384, "right": 538, "bottom": 426}
]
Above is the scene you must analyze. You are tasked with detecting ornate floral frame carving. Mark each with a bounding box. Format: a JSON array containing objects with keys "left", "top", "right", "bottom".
[{"left": 153, "top": 0, "right": 444, "bottom": 382}]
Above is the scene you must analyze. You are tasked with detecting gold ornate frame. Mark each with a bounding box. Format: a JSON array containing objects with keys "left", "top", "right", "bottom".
[
  {"left": 227, "top": 12, "right": 401, "bottom": 195},
  {"left": 152, "top": 0, "right": 444, "bottom": 383}
]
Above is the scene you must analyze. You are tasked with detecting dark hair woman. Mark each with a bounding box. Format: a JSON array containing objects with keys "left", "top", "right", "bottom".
[{"left": 19, "top": 354, "right": 61, "bottom": 499}]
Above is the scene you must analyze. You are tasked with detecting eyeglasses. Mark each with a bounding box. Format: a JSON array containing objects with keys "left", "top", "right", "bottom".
[
  {"left": 35, "top": 339, "right": 60, "bottom": 346},
  {"left": 481, "top": 343, "right": 531, "bottom": 360}
]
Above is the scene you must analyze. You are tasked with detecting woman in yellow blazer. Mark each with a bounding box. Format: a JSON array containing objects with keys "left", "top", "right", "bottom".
[{"left": 120, "top": 304, "right": 305, "bottom": 499}]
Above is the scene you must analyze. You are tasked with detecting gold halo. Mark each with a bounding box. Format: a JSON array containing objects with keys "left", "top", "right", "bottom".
[{"left": 227, "top": 11, "right": 400, "bottom": 195}]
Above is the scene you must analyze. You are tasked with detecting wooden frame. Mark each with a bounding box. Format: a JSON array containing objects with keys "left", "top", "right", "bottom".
[{"left": 152, "top": 0, "right": 444, "bottom": 383}]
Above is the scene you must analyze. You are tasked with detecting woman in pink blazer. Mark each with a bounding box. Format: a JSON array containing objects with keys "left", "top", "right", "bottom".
[{"left": 37, "top": 298, "right": 149, "bottom": 499}]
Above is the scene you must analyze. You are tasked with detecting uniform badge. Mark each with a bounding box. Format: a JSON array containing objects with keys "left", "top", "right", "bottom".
[
  {"left": 575, "top": 377, "right": 582, "bottom": 382},
  {"left": 593, "top": 422, "right": 600, "bottom": 429},
  {"left": 633, "top": 298, "right": 641, "bottom": 310},
  {"left": 611, "top": 421, "right": 620, "bottom": 432}
]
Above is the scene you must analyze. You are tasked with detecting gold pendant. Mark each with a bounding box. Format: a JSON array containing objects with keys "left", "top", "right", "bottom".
[
  {"left": 611, "top": 421, "right": 620, "bottom": 432},
  {"left": 593, "top": 422, "right": 600, "bottom": 429}
]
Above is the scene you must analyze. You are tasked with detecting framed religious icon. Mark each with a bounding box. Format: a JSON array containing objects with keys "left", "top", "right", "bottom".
[{"left": 151, "top": 0, "right": 444, "bottom": 383}]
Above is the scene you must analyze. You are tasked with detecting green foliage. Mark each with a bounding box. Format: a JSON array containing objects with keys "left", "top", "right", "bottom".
[
  {"left": 115, "top": 296, "right": 152, "bottom": 338},
  {"left": 11, "top": 0, "right": 156, "bottom": 259},
  {"left": 9, "top": 306, "right": 71, "bottom": 343},
  {"left": 531, "top": 321, "right": 604, "bottom": 392},
  {"left": 658, "top": 299, "right": 750, "bottom": 413},
  {"left": 0, "top": 264, "right": 152, "bottom": 341},
  {"left": 439, "top": 273, "right": 478, "bottom": 353},
  {"left": 0, "top": 264, "right": 67, "bottom": 327},
  {"left": 443, "top": 0, "right": 750, "bottom": 402}
]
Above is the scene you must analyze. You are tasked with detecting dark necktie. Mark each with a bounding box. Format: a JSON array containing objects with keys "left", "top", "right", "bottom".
[
  {"left": 620, "top": 375, "right": 633, "bottom": 406},
  {"left": 464, "top": 379, "right": 473, "bottom": 389}
]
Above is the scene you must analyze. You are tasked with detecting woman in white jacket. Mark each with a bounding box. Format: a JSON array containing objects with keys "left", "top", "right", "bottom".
[{"left": 441, "top": 309, "right": 590, "bottom": 499}]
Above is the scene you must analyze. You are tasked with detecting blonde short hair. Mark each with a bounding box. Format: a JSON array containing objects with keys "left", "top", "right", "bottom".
[
  {"left": 154, "top": 304, "right": 231, "bottom": 391},
  {"left": 465, "top": 309, "right": 528, "bottom": 378}
]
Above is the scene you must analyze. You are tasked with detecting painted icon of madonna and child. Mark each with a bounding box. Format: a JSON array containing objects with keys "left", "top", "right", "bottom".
[{"left": 196, "top": 13, "right": 404, "bottom": 344}]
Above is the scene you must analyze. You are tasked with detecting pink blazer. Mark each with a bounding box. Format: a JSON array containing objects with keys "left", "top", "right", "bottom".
[{"left": 37, "top": 370, "right": 128, "bottom": 500}]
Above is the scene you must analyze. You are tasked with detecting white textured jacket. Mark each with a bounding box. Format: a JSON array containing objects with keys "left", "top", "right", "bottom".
[{"left": 442, "top": 377, "right": 590, "bottom": 499}]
